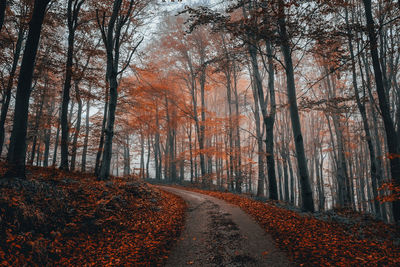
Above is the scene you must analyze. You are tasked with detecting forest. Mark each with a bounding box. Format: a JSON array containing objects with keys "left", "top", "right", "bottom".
[{"left": 0, "top": 0, "right": 400, "bottom": 265}]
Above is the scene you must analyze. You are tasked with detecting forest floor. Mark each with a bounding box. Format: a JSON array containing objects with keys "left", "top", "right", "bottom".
[
  {"left": 159, "top": 186, "right": 293, "bottom": 266},
  {"left": 1, "top": 164, "right": 399, "bottom": 266},
  {"left": 165, "top": 185, "right": 400, "bottom": 266},
  {"left": 0, "top": 164, "right": 186, "bottom": 266}
]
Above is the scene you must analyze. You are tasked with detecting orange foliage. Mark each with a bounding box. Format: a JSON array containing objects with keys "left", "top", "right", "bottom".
[
  {"left": 0, "top": 164, "right": 186, "bottom": 266},
  {"left": 378, "top": 182, "right": 400, "bottom": 203},
  {"left": 181, "top": 187, "right": 400, "bottom": 266}
]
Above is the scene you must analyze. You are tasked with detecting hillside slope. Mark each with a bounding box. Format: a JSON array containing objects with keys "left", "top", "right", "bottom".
[{"left": 0, "top": 165, "right": 186, "bottom": 266}]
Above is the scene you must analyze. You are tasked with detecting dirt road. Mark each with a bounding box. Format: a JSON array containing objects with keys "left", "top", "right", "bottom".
[{"left": 159, "top": 186, "right": 294, "bottom": 267}]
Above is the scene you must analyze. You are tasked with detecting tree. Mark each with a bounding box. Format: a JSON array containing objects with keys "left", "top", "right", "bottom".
[
  {"left": 5, "top": 0, "right": 50, "bottom": 178},
  {"left": 344, "top": 4, "right": 382, "bottom": 216},
  {"left": 244, "top": 10, "right": 278, "bottom": 199},
  {"left": 0, "top": 0, "right": 5, "bottom": 33},
  {"left": 96, "top": 0, "right": 145, "bottom": 179},
  {"left": 277, "top": 0, "right": 314, "bottom": 211},
  {"left": 362, "top": 0, "right": 400, "bottom": 222},
  {"left": 59, "top": 0, "right": 86, "bottom": 171},
  {"left": 0, "top": 0, "right": 28, "bottom": 155}
]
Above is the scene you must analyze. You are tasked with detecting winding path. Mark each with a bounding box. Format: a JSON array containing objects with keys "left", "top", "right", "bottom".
[{"left": 159, "top": 186, "right": 294, "bottom": 267}]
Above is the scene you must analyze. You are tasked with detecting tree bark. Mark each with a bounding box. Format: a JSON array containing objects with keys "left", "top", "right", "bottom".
[
  {"left": 43, "top": 101, "right": 53, "bottom": 167},
  {"left": 248, "top": 39, "right": 279, "bottom": 199},
  {"left": 52, "top": 114, "right": 60, "bottom": 166},
  {"left": 345, "top": 7, "right": 381, "bottom": 216},
  {"left": 324, "top": 71, "right": 352, "bottom": 207},
  {"left": 95, "top": 88, "right": 108, "bottom": 176},
  {"left": 139, "top": 131, "right": 145, "bottom": 178},
  {"left": 225, "top": 73, "right": 235, "bottom": 191},
  {"left": 99, "top": 67, "right": 118, "bottom": 180},
  {"left": 155, "top": 105, "right": 161, "bottom": 180},
  {"left": 0, "top": 26, "right": 24, "bottom": 156},
  {"left": 277, "top": 0, "right": 314, "bottom": 211},
  {"left": 232, "top": 62, "right": 242, "bottom": 192},
  {"left": 60, "top": 0, "right": 85, "bottom": 170},
  {"left": 5, "top": 0, "right": 49, "bottom": 178},
  {"left": 0, "top": 0, "right": 5, "bottom": 33},
  {"left": 81, "top": 96, "right": 90, "bottom": 172},
  {"left": 29, "top": 87, "right": 45, "bottom": 165},
  {"left": 250, "top": 66, "right": 265, "bottom": 197},
  {"left": 188, "top": 123, "right": 194, "bottom": 183},
  {"left": 123, "top": 135, "right": 130, "bottom": 176},
  {"left": 98, "top": 0, "right": 139, "bottom": 180},
  {"left": 146, "top": 135, "right": 150, "bottom": 178},
  {"left": 199, "top": 64, "right": 207, "bottom": 186},
  {"left": 36, "top": 137, "right": 42, "bottom": 166},
  {"left": 363, "top": 0, "right": 400, "bottom": 222},
  {"left": 70, "top": 82, "right": 82, "bottom": 171},
  {"left": 283, "top": 149, "right": 289, "bottom": 202}
]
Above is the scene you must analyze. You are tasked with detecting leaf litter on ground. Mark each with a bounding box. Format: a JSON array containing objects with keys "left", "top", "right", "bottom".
[
  {"left": 176, "top": 185, "right": 400, "bottom": 266},
  {"left": 0, "top": 164, "right": 186, "bottom": 266}
]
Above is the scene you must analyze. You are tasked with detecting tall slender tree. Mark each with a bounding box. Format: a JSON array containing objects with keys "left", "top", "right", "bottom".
[
  {"left": 59, "top": 0, "right": 86, "bottom": 170},
  {"left": 362, "top": 0, "right": 400, "bottom": 222},
  {"left": 277, "top": 0, "right": 314, "bottom": 211},
  {"left": 0, "top": 19, "right": 25, "bottom": 155},
  {"left": 96, "top": 0, "right": 144, "bottom": 180},
  {"left": 5, "top": 0, "right": 50, "bottom": 178}
]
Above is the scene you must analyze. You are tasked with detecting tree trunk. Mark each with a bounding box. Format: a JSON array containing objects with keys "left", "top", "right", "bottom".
[
  {"left": 362, "top": 50, "right": 387, "bottom": 215},
  {"left": 250, "top": 71, "right": 265, "bottom": 197},
  {"left": 179, "top": 142, "right": 185, "bottom": 183},
  {"left": 188, "top": 124, "right": 194, "bottom": 183},
  {"left": 287, "top": 148, "right": 295, "bottom": 204},
  {"left": 95, "top": 89, "right": 108, "bottom": 176},
  {"left": 278, "top": 0, "right": 314, "bottom": 211},
  {"left": 247, "top": 32, "right": 278, "bottom": 199},
  {"left": 60, "top": 0, "right": 85, "bottom": 170},
  {"left": 36, "top": 138, "right": 41, "bottom": 166},
  {"left": 0, "top": 26, "right": 24, "bottom": 156},
  {"left": 81, "top": 97, "right": 90, "bottom": 172},
  {"left": 164, "top": 94, "right": 177, "bottom": 182},
  {"left": 283, "top": 150, "right": 290, "bottom": 202},
  {"left": 199, "top": 64, "right": 207, "bottom": 186},
  {"left": 325, "top": 71, "right": 352, "bottom": 207},
  {"left": 70, "top": 82, "right": 82, "bottom": 171},
  {"left": 139, "top": 131, "right": 145, "bottom": 179},
  {"left": 346, "top": 7, "right": 381, "bottom": 216},
  {"left": 43, "top": 121, "right": 51, "bottom": 167},
  {"left": 226, "top": 77, "right": 235, "bottom": 191},
  {"left": 315, "top": 151, "right": 324, "bottom": 211},
  {"left": 43, "top": 97, "right": 54, "bottom": 167},
  {"left": 146, "top": 135, "right": 150, "bottom": 178},
  {"left": 233, "top": 63, "right": 242, "bottom": 192},
  {"left": 99, "top": 70, "right": 118, "bottom": 180},
  {"left": 60, "top": 2, "right": 75, "bottom": 170},
  {"left": 29, "top": 89, "right": 45, "bottom": 165},
  {"left": 5, "top": 0, "right": 49, "bottom": 178},
  {"left": 276, "top": 156, "right": 283, "bottom": 200},
  {"left": 155, "top": 106, "right": 161, "bottom": 180},
  {"left": 98, "top": 0, "right": 132, "bottom": 180},
  {"left": 123, "top": 135, "right": 130, "bottom": 176},
  {"left": 363, "top": 0, "right": 400, "bottom": 222},
  {"left": 0, "top": 0, "right": 5, "bottom": 33},
  {"left": 52, "top": 115, "right": 60, "bottom": 166}
]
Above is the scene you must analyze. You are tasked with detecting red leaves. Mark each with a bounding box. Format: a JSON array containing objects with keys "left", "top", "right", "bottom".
[
  {"left": 378, "top": 182, "right": 400, "bottom": 203},
  {"left": 184, "top": 187, "right": 400, "bottom": 266},
  {"left": 386, "top": 153, "right": 400, "bottom": 160},
  {"left": 0, "top": 165, "right": 186, "bottom": 265}
]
